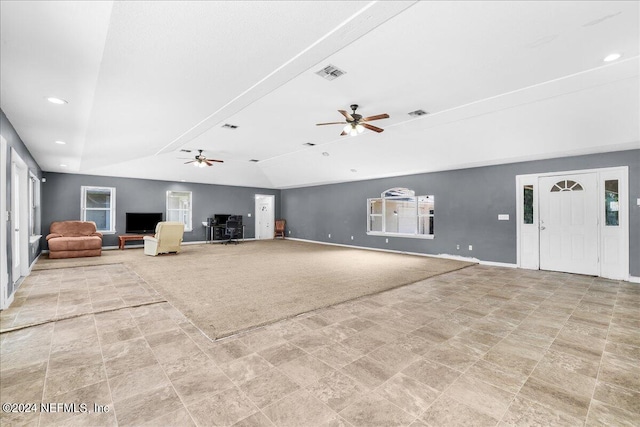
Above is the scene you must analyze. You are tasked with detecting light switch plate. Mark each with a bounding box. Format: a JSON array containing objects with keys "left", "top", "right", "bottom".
[
  {"left": 637, "top": 198, "right": 640, "bottom": 206},
  {"left": 498, "top": 214, "right": 509, "bottom": 220}
]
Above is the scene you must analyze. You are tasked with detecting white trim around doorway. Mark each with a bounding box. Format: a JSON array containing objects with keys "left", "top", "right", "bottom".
[
  {"left": 1, "top": 136, "right": 9, "bottom": 309},
  {"left": 516, "top": 166, "right": 629, "bottom": 281}
]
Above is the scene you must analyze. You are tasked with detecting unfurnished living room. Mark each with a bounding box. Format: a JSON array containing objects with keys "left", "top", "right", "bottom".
[{"left": 1, "top": 1, "right": 639, "bottom": 426}]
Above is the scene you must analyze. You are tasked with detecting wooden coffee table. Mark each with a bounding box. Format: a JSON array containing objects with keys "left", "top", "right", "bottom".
[{"left": 118, "top": 234, "right": 151, "bottom": 250}]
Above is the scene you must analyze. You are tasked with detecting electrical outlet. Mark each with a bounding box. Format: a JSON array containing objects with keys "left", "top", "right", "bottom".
[
  {"left": 456, "top": 244, "right": 460, "bottom": 250},
  {"left": 288, "top": 230, "right": 291, "bottom": 234},
  {"left": 351, "top": 236, "right": 354, "bottom": 240},
  {"left": 385, "top": 238, "right": 389, "bottom": 243},
  {"left": 469, "top": 245, "right": 473, "bottom": 251},
  {"left": 247, "top": 213, "right": 251, "bottom": 217},
  {"left": 328, "top": 234, "right": 331, "bottom": 238}
]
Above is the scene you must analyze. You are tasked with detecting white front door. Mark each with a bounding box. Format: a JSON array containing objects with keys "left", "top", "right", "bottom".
[
  {"left": 539, "top": 173, "right": 598, "bottom": 276},
  {"left": 254, "top": 195, "right": 274, "bottom": 240}
]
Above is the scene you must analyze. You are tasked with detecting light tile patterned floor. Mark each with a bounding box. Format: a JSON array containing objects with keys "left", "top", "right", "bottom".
[{"left": 1, "top": 263, "right": 639, "bottom": 426}]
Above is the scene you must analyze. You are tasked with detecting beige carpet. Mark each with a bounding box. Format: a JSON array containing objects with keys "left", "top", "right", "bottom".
[{"left": 35, "top": 240, "right": 474, "bottom": 339}]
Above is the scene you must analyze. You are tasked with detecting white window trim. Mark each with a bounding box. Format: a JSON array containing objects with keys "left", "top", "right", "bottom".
[
  {"left": 367, "top": 231, "right": 434, "bottom": 240},
  {"left": 166, "top": 190, "right": 193, "bottom": 232},
  {"left": 81, "top": 186, "right": 116, "bottom": 234},
  {"left": 28, "top": 172, "right": 40, "bottom": 239},
  {"left": 367, "top": 188, "right": 434, "bottom": 239}
]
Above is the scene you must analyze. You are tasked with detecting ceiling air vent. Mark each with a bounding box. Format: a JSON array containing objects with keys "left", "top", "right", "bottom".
[
  {"left": 303, "top": 142, "right": 316, "bottom": 146},
  {"left": 315, "top": 64, "right": 346, "bottom": 81},
  {"left": 222, "top": 123, "right": 238, "bottom": 129},
  {"left": 408, "top": 109, "right": 428, "bottom": 117},
  {"left": 249, "top": 159, "right": 260, "bottom": 163},
  {"left": 179, "top": 149, "right": 192, "bottom": 153}
]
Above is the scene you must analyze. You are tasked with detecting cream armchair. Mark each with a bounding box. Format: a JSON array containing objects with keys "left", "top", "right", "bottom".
[{"left": 143, "top": 221, "right": 185, "bottom": 256}]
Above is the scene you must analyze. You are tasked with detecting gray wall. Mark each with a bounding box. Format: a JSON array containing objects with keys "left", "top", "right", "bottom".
[
  {"left": 1, "top": 109, "right": 43, "bottom": 294},
  {"left": 41, "top": 172, "right": 280, "bottom": 248},
  {"left": 282, "top": 149, "right": 640, "bottom": 276}
]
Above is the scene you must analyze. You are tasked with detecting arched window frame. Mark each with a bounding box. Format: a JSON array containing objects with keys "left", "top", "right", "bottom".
[{"left": 367, "top": 187, "right": 434, "bottom": 239}]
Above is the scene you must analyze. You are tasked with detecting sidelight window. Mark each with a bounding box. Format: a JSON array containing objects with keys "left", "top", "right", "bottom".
[
  {"left": 605, "top": 180, "right": 619, "bottom": 226},
  {"left": 523, "top": 185, "right": 534, "bottom": 224}
]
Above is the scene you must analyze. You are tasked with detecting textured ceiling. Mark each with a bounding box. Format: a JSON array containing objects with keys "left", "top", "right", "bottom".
[{"left": 1, "top": 1, "right": 638, "bottom": 189}]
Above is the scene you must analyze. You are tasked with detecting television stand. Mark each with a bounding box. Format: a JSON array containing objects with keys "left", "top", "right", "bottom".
[{"left": 118, "top": 234, "right": 152, "bottom": 250}]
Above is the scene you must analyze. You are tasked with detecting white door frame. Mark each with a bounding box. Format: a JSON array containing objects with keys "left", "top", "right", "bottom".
[
  {"left": 254, "top": 194, "right": 275, "bottom": 240},
  {"left": 516, "top": 166, "right": 629, "bottom": 280},
  {"left": 10, "top": 148, "right": 30, "bottom": 290},
  {"left": 1, "top": 136, "right": 9, "bottom": 309}
]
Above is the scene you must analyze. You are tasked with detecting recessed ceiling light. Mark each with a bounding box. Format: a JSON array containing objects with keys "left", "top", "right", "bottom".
[
  {"left": 604, "top": 53, "right": 622, "bottom": 62},
  {"left": 350, "top": 169, "right": 357, "bottom": 173},
  {"left": 55, "top": 140, "right": 66, "bottom": 145},
  {"left": 60, "top": 164, "right": 67, "bottom": 167},
  {"left": 322, "top": 152, "right": 329, "bottom": 157},
  {"left": 46, "top": 97, "right": 68, "bottom": 105}
]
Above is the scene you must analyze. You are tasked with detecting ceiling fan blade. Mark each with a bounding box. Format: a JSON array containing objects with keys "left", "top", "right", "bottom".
[
  {"left": 340, "top": 131, "right": 348, "bottom": 136},
  {"left": 209, "top": 159, "right": 224, "bottom": 163},
  {"left": 184, "top": 160, "right": 196, "bottom": 164},
  {"left": 362, "top": 123, "right": 384, "bottom": 133},
  {"left": 316, "top": 122, "right": 346, "bottom": 126},
  {"left": 362, "top": 113, "right": 389, "bottom": 122},
  {"left": 339, "top": 110, "right": 354, "bottom": 122},
  {"left": 205, "top": 160, "right": 215, "bottom": 166}
]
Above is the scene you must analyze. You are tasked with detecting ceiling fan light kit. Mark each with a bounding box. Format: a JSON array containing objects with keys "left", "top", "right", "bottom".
[
  {"left": 343, "top": 123, "right": 365, "bottom": 136},
  {"left": 183, "top": 149, "right": 224, "bottom": 167},
  {"left": 317, "top": 104, "right": 389, "bottom": 136}
]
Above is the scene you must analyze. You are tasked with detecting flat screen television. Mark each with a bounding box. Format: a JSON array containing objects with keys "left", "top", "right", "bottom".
[
  {"left": 125, "top": 212, "right": 163, "bottom": 234},
  {"left": 213, "top": 214, "right": 230, "bottom": 225}
]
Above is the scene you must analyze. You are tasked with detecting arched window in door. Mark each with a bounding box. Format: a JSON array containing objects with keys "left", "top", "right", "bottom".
[{"left": 550, "top": 180, "right": 583, "bottom": 192}]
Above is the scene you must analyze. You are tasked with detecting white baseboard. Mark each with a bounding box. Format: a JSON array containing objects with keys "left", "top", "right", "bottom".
[
  {"left": 29, "top": 253, "right": 41, "bottom": 272},
  {"left": 287, "top": 237, "right": 439, "bottom": 259},
  {"left": 432, "top": 254, "right": 517, "bottom": 268},
  {"left": 45, "top": 240, "right": 250, "bottom": 253},
  {"left": 628, "top": 276, "right": 640, "bottom": 284},
  {"left": 2, "top": 292, "right": 14, "bottom": 311},
  {"left": 287, "top": 237, "right": 518, "bottom": 268}
]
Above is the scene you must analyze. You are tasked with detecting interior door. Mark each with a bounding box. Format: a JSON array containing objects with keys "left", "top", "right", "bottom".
[
  {"left": 539, "top": 173, "right": 598, "bottom": 275},
  {"left": 1, "top": 137, "right": 7, "bottom": 309},
  {"left": 255, "top": 195, "right": 274, "bottom": 240},
  {"left": 11, "top": 161, "right": 21, "bottom": 282}
]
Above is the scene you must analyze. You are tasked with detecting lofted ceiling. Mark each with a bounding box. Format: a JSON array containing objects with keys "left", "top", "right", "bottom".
[{"left": 1, "top": 1, "right": 638, "bottom": 189}]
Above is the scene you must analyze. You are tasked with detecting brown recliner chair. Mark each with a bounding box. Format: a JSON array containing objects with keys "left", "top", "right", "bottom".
[{"left": 46, "top": 221, "right": 103, "bottom": 259}]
